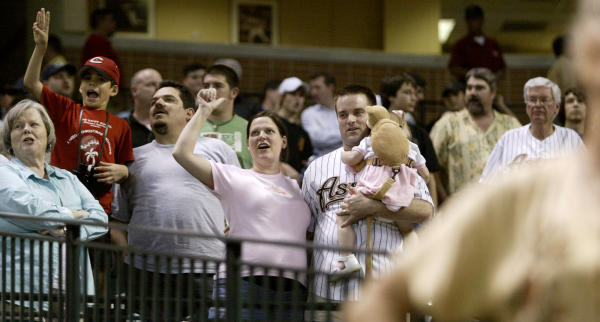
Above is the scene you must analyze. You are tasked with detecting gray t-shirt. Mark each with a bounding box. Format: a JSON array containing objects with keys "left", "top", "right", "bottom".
[{"left": 112, "top": 137, "right": 240, "bottom": 273}]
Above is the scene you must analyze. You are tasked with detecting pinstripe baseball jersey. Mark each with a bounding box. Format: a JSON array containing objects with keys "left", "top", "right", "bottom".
[
  {"left": 302, "top": 147, "right": 433, "bottom": 301},
  {"left": 481, "top": 124, "right": 584, "bottom": 181}
]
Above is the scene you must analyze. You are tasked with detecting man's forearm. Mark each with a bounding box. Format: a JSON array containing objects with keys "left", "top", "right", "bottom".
[
  {"left": 374, "top": 198, "right": 433, "bottom": 225},
  {"left": 339, "top": 188, "right": 434, "bottom": 228}
]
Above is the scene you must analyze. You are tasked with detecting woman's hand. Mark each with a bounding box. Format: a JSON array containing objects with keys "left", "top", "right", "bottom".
[
  {"left": 70, "top": 209, "right": 90, "bottom": 219},
  {"left": 196, "top": 88, "right": 226, "bottom": 117},
  {"left": 38, "top": 227, "right": 66, "bottom": 237},
  {"left": 94, "top": 162, "right": 129, "bottom": 184},
  {"left": 33, "top": 8, "right": 50, "bottom": 49}
]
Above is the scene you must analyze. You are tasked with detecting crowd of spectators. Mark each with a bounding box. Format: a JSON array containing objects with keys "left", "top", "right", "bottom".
[{"left": 0, "top": 3, "right": 594, "bottom": 321}]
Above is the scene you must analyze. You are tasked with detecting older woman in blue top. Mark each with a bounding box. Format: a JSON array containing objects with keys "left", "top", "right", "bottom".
[{"left": 0, "top": 99, "right": 108, "bottom": 311}]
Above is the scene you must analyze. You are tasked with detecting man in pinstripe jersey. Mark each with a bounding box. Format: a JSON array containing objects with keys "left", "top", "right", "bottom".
[
  {"left": 302, "top": 85, "right": 433, "bottom": 303},
  {"left": 480, "top": 77, "right": 584, "bottom": 181}
]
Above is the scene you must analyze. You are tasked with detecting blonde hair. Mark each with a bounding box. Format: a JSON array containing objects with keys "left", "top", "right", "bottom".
[{"left": 0, "top": 99, "right": 56, "bottom": 156}]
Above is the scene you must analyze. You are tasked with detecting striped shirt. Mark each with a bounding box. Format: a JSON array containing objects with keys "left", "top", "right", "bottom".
[
  {"left": 302, "top": 148, "right": 433, "bottom": 301},
  {"left": 481, "top": 124, "right": 584, "bottom": 181}
]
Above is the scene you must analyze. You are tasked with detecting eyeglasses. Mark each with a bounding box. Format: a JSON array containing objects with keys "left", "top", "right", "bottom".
[{"left": 526, "top": 96, "right": 553, "bottom": 104}]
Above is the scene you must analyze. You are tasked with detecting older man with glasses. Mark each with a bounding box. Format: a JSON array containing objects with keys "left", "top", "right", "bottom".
[{"left": 480, "top": 77, "right": 584, "bottom": 180}]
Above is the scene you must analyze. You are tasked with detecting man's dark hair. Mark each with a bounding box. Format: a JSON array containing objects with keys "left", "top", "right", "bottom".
[
  {"left": 261, "top": 79, "right": 281, "bottom": 101},
  {"left": 334, "top": 85, "right": 376, "bottom": 111},
  {"left": 246, "top": 111, "right": 289, "bottom": 162},
  {"left": 379, "top": 73, "right": 417, "bottom": 108},
  {"left": 48, "top": 34, "right": 63, "bottom": 54},
  {"left": 262, "top": 79, "right": 280, "bottom": 94},
  {"left": 552, "top": 36, "right": 565, "bottom": 57},
  {"left": 310, "top": 71, "right": 336, "bottom": 87},
  {"left": 157, "top": 80, "right": 196, "bottom": 111},
  {"left": 90, "top": 9, "right": 115, "bottom": 29},
  {"left": 205, "top": 64, "right": 239, "bottom": 89},
  {"left": 558, "top": 87, "right": 586, "bottom": 125},
  {"left": 183, "top": 63, "right": 206, "bottom": 77},
  {"left": 409, "top": 72, "right": 427, "bottom": 89},
  {"left": 465, "top": 4, "right": 484, "bottom": 21}
]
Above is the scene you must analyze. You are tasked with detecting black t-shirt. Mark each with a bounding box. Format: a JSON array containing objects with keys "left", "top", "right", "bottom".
[
  {"left": 234, "top": 94, "right": 262, "bottom": 120},
  {"left": 408, "top": 123, "right": 441, "bottom": 172},
  {"left": 281, "top": 118, "right": 313, "bottom": 172},
  {"left": 126, "top": 112, "right": 154, "bottom": 148}
]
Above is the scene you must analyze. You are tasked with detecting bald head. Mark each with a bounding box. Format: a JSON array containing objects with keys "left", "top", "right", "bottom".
[
  {"left": 131, "top": 68, "right": 163, "bottom": 105},
  {"left": 131, "top": 68, "right": 162, "bottom": 88}
]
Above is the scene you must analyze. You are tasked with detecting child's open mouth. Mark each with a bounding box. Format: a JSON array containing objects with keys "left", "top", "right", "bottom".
[{"left": 87, "top": 90, "right": 99, "bottom": 99}]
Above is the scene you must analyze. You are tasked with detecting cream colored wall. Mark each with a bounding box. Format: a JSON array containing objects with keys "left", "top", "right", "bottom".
[
  {"left": 496, "top": 33, "right": 561, "bottom": 54},
  {"left": 154, "top": 0, "right": 382, "bottom": 49},
  {"left": 280, "top": 0, "right": 382, "bottom": 49},
  {"left": 383, "top": 0, "right": 440, "bottom": 54},
  {"left": 34, "top": 0, "right": 560, "bottom": 54},
  {"left": 155, "top": 0, "right": 230, "bottom": 43}
]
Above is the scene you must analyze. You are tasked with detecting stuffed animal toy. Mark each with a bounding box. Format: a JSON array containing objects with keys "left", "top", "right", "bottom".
[{"left": 332, "top": 106, "right": 426, "bottom": 281}]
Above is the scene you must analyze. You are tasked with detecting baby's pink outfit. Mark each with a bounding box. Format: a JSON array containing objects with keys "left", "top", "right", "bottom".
[{"left": 350, "top": 137, "right": 418, "bottom": 211}]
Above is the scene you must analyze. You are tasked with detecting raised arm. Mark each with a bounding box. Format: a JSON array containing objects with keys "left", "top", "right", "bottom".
[
  {"left": 23, "top": 8, "right": 50, "bottom": 101},
  {"left": 173, "top": 89, "right": 225, "bottom": 189}
]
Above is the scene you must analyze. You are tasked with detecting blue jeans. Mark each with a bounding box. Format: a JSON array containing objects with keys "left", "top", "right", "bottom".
[{"left": 209, "top": 277, "right": 307, "bottom": 321}]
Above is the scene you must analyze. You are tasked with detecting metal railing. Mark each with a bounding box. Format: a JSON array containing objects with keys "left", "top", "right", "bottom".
[{"left": 0, "top": 212, "right": 388, "bottom": 321}]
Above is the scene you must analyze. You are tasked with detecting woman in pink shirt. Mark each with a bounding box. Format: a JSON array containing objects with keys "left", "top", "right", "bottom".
[{"left": 174, "top": 88, "right": 310, "bottom": 321}]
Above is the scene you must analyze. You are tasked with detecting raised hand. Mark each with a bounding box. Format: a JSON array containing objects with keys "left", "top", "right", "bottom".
[
  {"left": 32, "top": 8, "right": 50, "bottom": 48},
  {"left": 196, "top": 88, "right": 226, "bottom": 117}
]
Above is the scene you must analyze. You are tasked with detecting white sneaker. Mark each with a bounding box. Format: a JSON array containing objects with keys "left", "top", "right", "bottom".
[{"left": 330, "top": 254, "right": 362, "bottom": 282}]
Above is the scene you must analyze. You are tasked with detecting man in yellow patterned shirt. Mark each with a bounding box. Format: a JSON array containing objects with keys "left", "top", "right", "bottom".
[{"left": 430, "top": 68, "right": 520, "bottom": 195}]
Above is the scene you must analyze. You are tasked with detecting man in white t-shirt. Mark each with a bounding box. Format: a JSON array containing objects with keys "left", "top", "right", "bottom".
[
  {"left": 301, "top": 72, "right": 343, "bottom": 157},
  {"left": 111, "top": 81, "right": 239, "bottom": 320},
  {"left": 481, "top": 77, "right": 584, "bottom": 180}
]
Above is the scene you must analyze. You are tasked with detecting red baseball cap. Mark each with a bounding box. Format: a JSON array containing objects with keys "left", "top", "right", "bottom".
[{"left": 79, "top": 56, "right": 120, "bottom": 86}]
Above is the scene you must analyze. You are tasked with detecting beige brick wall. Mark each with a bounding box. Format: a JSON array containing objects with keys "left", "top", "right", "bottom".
[{"left": 66, "top": 48, "right": 544, "bottom": 125}]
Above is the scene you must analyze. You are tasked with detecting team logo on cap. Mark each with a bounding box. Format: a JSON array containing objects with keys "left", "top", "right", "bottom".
[{"left": 90, "top": 57, "right": 104, "bottom": 64}]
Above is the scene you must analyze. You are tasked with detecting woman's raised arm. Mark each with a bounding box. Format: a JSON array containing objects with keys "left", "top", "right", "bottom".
[{"left": 173, "top": 89, "right": 225, "bottom": 189}]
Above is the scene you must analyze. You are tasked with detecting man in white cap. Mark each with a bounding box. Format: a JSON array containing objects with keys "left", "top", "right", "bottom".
[{"left": 276, "top": 77, "right": 313, "bottom": 174}]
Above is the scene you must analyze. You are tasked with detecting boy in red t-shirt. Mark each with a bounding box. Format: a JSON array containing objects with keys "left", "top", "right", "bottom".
[{"left": 24, "top": 8, "right": 134, "bottom": 214}]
